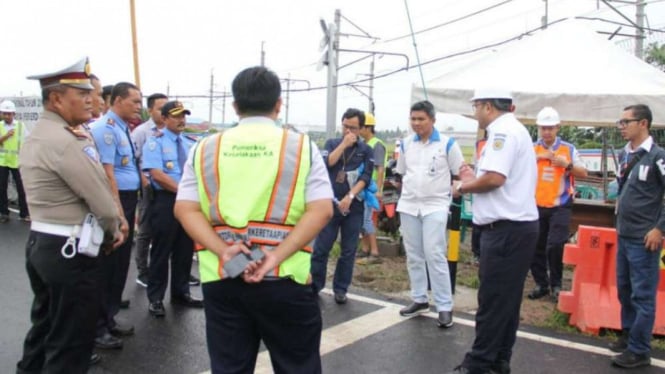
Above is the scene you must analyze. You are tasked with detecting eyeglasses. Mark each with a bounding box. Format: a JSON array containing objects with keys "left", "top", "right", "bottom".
[
  {"left": 471, "top": 102, "right": 485, "bottom": 112},
  {"left": 615, "top": 118, "right": 642, "bottom": 127},
  {"left": 342, "top": 124, "right": 360, "bottom": 131}
]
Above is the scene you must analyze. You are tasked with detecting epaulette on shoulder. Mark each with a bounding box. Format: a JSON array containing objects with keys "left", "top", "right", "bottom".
[
  {"left": 64, "top": 126, "right": 89, "bottom": 140},
  {"left": 184, "top": 135, "right": 198, "bottom": 142}
]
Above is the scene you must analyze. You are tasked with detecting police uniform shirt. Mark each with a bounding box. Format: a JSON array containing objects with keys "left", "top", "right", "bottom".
[
  {"left": 176, "top": 116, "right": 333, "bottom": 203},
  {"left": 142, "top": 127, "right": 193, "bottom": 189},
  {"left": 395, "top": 129, "right": 464, "bottom": 217},
  {"left": 18, "top": 110, "right": 118, "bottom": 232},
  {"left": 91, "top": 110, "right": 140, "bottom": 191},
  {"left": 473, "top": 112, "right": 538, "bottom": 225}
]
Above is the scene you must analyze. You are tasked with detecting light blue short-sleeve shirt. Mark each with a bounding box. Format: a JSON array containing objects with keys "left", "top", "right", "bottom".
[{"left": 90, "top": 111, "right": 140, "bottom": 191}]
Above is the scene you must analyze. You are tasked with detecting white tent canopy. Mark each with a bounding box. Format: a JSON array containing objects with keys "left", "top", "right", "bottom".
[{"left": 412, "top": 20, "right": 665, "bottom": 127}]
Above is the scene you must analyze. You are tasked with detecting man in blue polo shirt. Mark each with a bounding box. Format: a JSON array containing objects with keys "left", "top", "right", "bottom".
[
  {"left": 90, "top": 82, "right": 142, "bottom": 349},
  {"left": 311, "top": 108, "right": 374, "bottom": 304},
  {"left": 142, "top": 101, "right": 203, "bottom": 317}
]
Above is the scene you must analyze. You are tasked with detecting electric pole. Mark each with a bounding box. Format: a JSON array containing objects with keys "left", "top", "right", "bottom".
[
  {"left": 261, "top": 41, "right": 266, "bottom": 66},
  {"left": 541, "top": 0, "right": 549, "bottom": 29},
  {"left": 281, "top": 75, "right": 311, "bottom": 126},
  {"left": 368, "top": 55, "right": 375, "bottom": 114},
  {"left": 209, "top": 69, "right": 214, "bottom": 123},
  {"left": 636, "top": 0, "right": 646, "bottom": 59},
  {"left": 325, "top": 9, "right": 341, "bottom": 139},
  {"left": 222, "top": 87, "right": 227, "bottom": 124}
]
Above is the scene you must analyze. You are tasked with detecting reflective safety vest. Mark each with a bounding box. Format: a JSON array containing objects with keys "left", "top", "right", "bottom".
[
  {"left": 534, "top": 139, "right": 575, "bottom": 208},
  {"left": 0, "top": 121, "right": 24, "bottom": 168},
  {"left": 366, "top": 136, "right": 387, "bottom": 181},
  {"left": 193, "top": 124, "right": 312, "bottom": 284}
]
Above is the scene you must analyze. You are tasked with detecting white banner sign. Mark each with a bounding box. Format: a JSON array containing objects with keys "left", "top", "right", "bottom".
[{"left": 1, "top": 96, "right": 42, "bottom": 131}]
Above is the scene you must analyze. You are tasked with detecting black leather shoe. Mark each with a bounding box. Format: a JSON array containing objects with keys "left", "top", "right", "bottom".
[
  {"left": 612, "top": 350, "right": 651, "bottom": 368},
  {"left": 334, "top": 292, "right": 347, "bottom": 304},
  {"left": 527, "top": 286, "right": 549, "bottom": 300},
  {"left": 119, "top": 299, "right": 130, "bottom": 309},
  {"left": 489, "top": 360, "right": 511, "bottom": 374},
  {"left": 609, "top": 330, "right": 629, "bottom": 353},
  {"left": 399, "top": 302, "right": 429, "bottom": 316},
  {"left": 171, "top": 294, "right": 204, "bottom": 308},
  {"left": 110, "top": 323, "right": 135, "bottom": 337},
  {"left": 149, "top": 301, "right": 166, "bottom": 317},
  {"left": 90, "top": 353, "right": 101, "bottom": 366},
  {"left": 437, "top": 311, "right": 454, "bottom": 328},
  {"left": 94, "top": 333, "right": 123, "bottom": 349}
]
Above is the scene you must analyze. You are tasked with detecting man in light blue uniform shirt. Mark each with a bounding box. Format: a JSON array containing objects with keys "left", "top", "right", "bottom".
[
  {"left": 142, "top": 100, "right": 203, "bottom": 317},
  {"left": 90, "top": 82, "right": 142, "bottom": 349}
]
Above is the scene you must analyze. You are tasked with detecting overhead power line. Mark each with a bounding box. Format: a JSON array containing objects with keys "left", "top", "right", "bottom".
[{"left": 384, "top": 0, "right": 515, "bottom": 43}]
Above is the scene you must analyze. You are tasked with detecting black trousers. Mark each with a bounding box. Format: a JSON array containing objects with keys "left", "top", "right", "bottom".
[
  {"left": 17, "top": 232, "right": 101, "bottom": 374},
  {"left": 134, "top": 183, "right": 154, "bottom": 278},
  {"left": 462, "top": 220, "right": 538, "bottom": 373},
  {"left": 0, "top": 166, "right": 29, "bottom": 217},
  {"left": 97, "top": 190, "right": 137, "bottom": 335},
  {"left": 203, "top": 278, "right": 322, "bottom": 374},
  {"left": 530, "top": 205, "right": 572, "bottom": 289},
  {"left": 147, "top": 191, "right": 193, "bottom": 302}
]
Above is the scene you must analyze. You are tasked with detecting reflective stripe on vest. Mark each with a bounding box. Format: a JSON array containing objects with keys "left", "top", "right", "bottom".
[
  {"left": 366, "top": 137, "right": 387, "bottom": 182},
  {"left": 534, "top": 142, "right": 574, "bottom": 207},
  {"left": 193, "top": 125, "right": 311, "bottom": 284}
]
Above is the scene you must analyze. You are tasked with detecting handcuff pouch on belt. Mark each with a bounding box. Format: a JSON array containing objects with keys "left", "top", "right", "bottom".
[{"left": 60, "top": 214, "right": 104, "bottom": 259}]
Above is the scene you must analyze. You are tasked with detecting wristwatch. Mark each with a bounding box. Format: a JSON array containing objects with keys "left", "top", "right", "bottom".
[
  {"left": 565, "top": 162, "right": 573, "bottom": 172},
  {"left": 348, "top": 192, "right": 355, "bottom": 200},
  {"left": 456, "top": 183, "right": 464, "bottom": 194}
]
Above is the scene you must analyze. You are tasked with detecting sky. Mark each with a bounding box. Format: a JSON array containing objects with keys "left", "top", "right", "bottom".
[{"left": 4, "top": 0, "right": 665, "bottom": 131}]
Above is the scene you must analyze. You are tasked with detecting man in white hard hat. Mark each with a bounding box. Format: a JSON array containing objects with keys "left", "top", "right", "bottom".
[
  {"left": 528, "top": 107, "right": 587, "bottom": 302},
  {"left": 449, "top": 88, "right": 538, "bottom": 374},
  {"left": 0, "top": 99, "right": 30, "bottom": 222}
]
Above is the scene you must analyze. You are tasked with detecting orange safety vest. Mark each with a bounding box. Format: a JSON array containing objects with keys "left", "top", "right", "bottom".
[{"left": 534, "top": 138, "right": 575, "bottom": 208}]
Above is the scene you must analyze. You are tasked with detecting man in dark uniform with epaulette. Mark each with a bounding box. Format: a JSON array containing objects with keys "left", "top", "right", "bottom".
[
  {"left": 16, "top": 57, "right": 126, "bottom": 374},
  {"left": 141, "top": 101, "right": 203, "bottom": 317}
]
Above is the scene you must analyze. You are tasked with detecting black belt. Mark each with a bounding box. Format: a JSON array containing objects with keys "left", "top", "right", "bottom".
[
  {"left": 119, "top": 190, "right": 139, "bottom": 197},
  {"left": 476, "top": 220, "right": 516, "bottom": 231}
]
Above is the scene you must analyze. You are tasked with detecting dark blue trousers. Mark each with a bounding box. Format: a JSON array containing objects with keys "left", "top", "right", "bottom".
[
  {"left": 530, "top": 205, "right": 572, "bottom": 289},
  {"left": 202, "top": 278, "right": 321, "bottom": 374},
  {"left": 462, "top": 220, "right": 538, "bottom": 373},
  {"left": 310, "top": 202, "right": 363, "bottom": 294}
]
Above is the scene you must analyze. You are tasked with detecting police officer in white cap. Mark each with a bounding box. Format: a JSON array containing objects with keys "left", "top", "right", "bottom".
[
  {"left": 16, "top": 57, "right": 125, "bottom": 373},
  {"left": 448, "top": 89, "right": 539, "bottom": 374}
]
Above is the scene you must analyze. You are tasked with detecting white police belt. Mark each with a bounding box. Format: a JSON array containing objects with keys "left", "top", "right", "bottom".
[{"left": 32, "top": 214, "right": 104, "bottom": 259}]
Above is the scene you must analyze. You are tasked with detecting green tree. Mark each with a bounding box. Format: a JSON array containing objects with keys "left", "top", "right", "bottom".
[{"left": 645, "top": 42, "right": 665, "bottom": 71}]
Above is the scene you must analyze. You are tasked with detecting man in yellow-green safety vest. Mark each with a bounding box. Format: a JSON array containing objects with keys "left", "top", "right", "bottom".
[
  {"left": 357, "top": 112, "right": 386, "bottom": 263},
  {"left": 0, "top": 100, "right": 30, "bottom": 222},
  {"left": 174, "top": 66, "right": 333, "bottom": 374}
]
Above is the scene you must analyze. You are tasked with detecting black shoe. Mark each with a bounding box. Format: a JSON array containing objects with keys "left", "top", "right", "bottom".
[
  {"left": 527, "top": 286, "right": 549, "bottom": 300},
  {"left": 399, "top": 302, "right": 429, "bottom": 316},
  {"left": 110, "top": 323, "right": 135, "bottom": 337},
  {"left": 189, "top": 274, "right": 201, "bottom": 286},
  {"left": 89, "top": 353, "right": 101, "bottom": 366},
  {"left": 119, "top": 299, "right": 130, "bottom": 309},
  {"left": 612, "top": 350, "right": 651, "bottom": 368},
  {"left": 356, "top": 250, "right": 370, "bottom": 259},
  {"left": 437, "top": 311, "right": 454, "bottom": 328},
  {"left": 171, "top": 293, "right": 204, "bottom": 308},
  {"left": 149, "top": 301, "right": 166, "bottom": 317},
  {"left": 608, "top": 330, "right": 629, "bottom": 353},
  {"left": 552, "top": 286, "right": 561, "bottom": 303},
  {"left": 489, "top": 360, "right": 511, "bottom": 374},
  {"left": 334, "top": 292, "right": 347, "bottom": 304},
  {"left": 135, "top": 274, "right": 148, "bottom": 288},
  {"left": 94, "top": 333, "right": 123, "bottom": 349}
]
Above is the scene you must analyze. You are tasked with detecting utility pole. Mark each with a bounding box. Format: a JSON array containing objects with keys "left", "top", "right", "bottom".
[
  {"left": 325, "top": 9, "right": 341, "bottom": 139},
  {"left": 541, "top": 0, "right": 549, "bottom": 29},
  {"left": 208, "top": 69, "right": 214, "bottom": 123},
  {"left": 368, "top": 55, "right": 375, "bottom": 114},
  {"left": 129, "top": 0, "right": 141, "bottom": 88},
  {"left": 636, "top": 0, "right": 646, "bottom": 59},
  {"left": 222, "top": 87, "right": 227, "bottom": 124},
  {"left": 281, "top": 75, "right": 311, "bottom": 126},
  {"left": 261, "top": 41, "right": 266, "bottom": 66}
]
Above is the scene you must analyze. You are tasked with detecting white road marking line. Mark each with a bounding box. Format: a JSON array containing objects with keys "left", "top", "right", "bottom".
[{"left": 199, "top": 289, "right": 665, "bottom": 373}]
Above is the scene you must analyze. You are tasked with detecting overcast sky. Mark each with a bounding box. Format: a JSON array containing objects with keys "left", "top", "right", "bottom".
[{"left": 4, "top": 0, "right": 665, "bottom": 131}]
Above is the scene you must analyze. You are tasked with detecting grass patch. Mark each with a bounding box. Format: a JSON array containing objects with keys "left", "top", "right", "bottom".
[{"left": 540, "top": 309, "right": 579, "bottom": 334}]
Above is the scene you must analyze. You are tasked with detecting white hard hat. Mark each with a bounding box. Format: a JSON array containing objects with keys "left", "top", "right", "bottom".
[
  {"left": 470, "top": 88, "right": 513, "bottom": 102},
  {"left": 536, "top": 106, "right": 560, "bottom": 126},
  {"left": 0, "top": 100, "right": 16, "bottom": 113}
]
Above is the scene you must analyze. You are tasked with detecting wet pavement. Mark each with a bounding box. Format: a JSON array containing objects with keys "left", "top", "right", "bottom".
[{"left": 1, "top": 219, "right": 664, "bottom": 373}]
